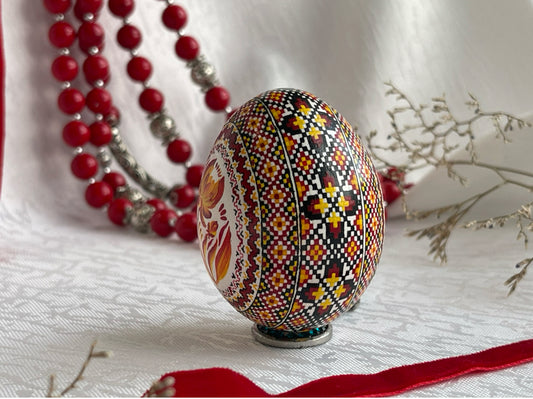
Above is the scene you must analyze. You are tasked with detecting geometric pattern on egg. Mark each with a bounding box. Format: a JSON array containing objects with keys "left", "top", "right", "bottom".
[{"left": 198, "top": 89, "right": 384, "bottom": 334}]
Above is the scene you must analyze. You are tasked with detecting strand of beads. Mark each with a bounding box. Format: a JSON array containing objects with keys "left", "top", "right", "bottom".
[{"left": 44, "top": 0, "right": 198, "bottom": 242}]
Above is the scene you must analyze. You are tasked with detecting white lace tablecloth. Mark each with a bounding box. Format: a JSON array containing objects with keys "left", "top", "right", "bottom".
[{"left": 1, "top": 0, "right": 532, "bottom": 396}]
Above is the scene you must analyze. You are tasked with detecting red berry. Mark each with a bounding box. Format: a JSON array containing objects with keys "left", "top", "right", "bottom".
[
  {"left": 162, "top": 4, "right": 187, "bottom": 31},
  {"left": 146, "top": 198, "right": 167, "bottom": 211},
  {"left": 175, "top": 212, "right": 198, "bottom": 242},
  {"left": 78, "top": 21, "right": 105, "bottom": 53},
  {"left": 186, "top": 164, "right": 204, "bottom": 188},
  {"left": 85, "top": 181, "right": 113, "bottom": 208},
  {"left": 150, "top": 208, "right": 178, "bottom": 237},
  {"left": 205, "top": 86, "right": 230, "bottom": 111},
  {"left": 167, "top": 139, "right": 192, "bottom": 163},
  {"left": 83, "top": 55, "right": 110, "bottom": 84},
  {"left": 103, "top": 171, "right": 126, "bottom": 190},
  {"left": 117, "top": 24, "right": 141, "bottom": 49},
  {"left": 108, "top": 0, "right": 134, "bottom": 17},
  {"left": 58, "top": 88, "right": 85, "bottom": 114},
  {"left": 139, "top": 88, "right": 164, "bottom": 113},
  {"left": 62, "top": 120, "right": 90, "bottom": 147},
  {"left": 127, "top": 57, "right": 152, "bottom": 82},
  {"left": 175, "top": 35, "right": 199, "bottom": 60},
  {"left": 107, "top": 198, "right": 132, "bottom": 226},
  {"left": 48, "top": 21, "right": 75, "bottom": 48},
  {"left": 86, "top": 88, "right": 112, "bottom": 115},
  {"left": 51, "top": 55, "right": 78, "bottom": 81},
  {"left": 89, "top": 121, "right": 112, "bottom": 146},
  {"left": 43, "top": 0, "right": 71, "bottom": 14},
  {"left": 170, "top": 185, "right": 195, "bottom": 209},
  {"left": 71, "top": 153, "right": 98, "bottom": 179}
]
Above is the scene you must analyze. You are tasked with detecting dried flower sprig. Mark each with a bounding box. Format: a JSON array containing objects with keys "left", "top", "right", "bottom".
[
  {"left": 46, "top": 341, "right": 112, "bottom": 397},
  {"left": 366, "top": 83, "right": 532, "bottom": 293}
]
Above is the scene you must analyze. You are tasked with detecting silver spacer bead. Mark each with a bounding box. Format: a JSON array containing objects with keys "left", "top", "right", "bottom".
[
  {"left": 88, "top": 177, "right": 96, "bottom": 185},
  {"left": 103, "top": 166, "right": 111, "bottom": 174},
  {"left": 83, "top": 13, "right": 95, "bottom": 22},
  {"left": 61, "top": 81, "right": 71, "bottom": 89},
  {"left": 88, "top": 46, "right": 99, "bottom": 55},
  {"left": 96, "top": 149, "right": 112, "bottom": 168},
  {"left": 94, "top": 79, "right": 105, "bottom": 88},
  {"left": 96, "top": 113, "right": 104, "bottom": 121},
  {"left": 149, "top": 113, "right": 177, "bottom": 141},
  {"left": 129, "top": 203, "right": 156, "bottom": 233},
  {"left": 54, "top": 13, "right": 65, "bottom": 21},
  {"left": 73, "top": 113, "right": 82, "bottom": 121},
  {"left": 74, "top": 146, "right": 84, "bottom": 155},
  {"left": 189, "top": 57, "right": 218, "bottom": 90},
  {"left": 59, "top": 48, "right": 70, "bottom": 55}
]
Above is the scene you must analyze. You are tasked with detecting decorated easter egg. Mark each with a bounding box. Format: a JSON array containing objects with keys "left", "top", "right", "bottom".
[{"left": 198, "top": 89, "right": 384, "bottom": 347}]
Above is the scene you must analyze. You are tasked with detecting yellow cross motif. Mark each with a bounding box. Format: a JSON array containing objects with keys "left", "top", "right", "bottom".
[
  {"left": 327, "top": 211, "right": 341, "bottom": 228},
  {"left": 320, "top": 298, "right": 332, "bottom": 310},
  {"left": 338, "top": 195, "right": 350, "bottom": 212},
  {"left": 314, "top": 198, "right": 329, "bottom": 213},
  {"left": 356, "top": 214, "right": 363, "bottom": 230},
  {"left": 308, "top": 126, "right": 321, "bottom": 140},
  {"left": 350, "top": 173, "right": 359, "bottom": 190},
  {"left": 324, "top": 182, "right": 337, "bottom": 197},
  {"left": 271, "top": 108, "right": 281, "bottom": 120},
  {"left": 312, "top": 286, "right": 325, "bottom": 300},
  {"left": 314, "top": 114, "right": 327, "bottom": 127},
  {"left": 326, "top": 272, "right": 340, "bottom": 287},
  {"left": 334, "top": 285, "right": 346, "bottom": 298},
  {"left": 299, "top": 104, "right": 311, "bottom": 115},
  {"left": 293, "top": 116, "right": 306, "bottom": 130}
]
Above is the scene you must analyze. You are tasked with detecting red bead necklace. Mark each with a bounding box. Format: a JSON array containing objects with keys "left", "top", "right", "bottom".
[{"left": 43, "top": 0, "right": 230, "bottom": 242}]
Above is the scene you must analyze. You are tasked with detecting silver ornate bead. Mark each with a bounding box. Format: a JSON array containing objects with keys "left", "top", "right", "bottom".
[
  {"left": 129, "top": 203, "right": 156, "bottom": 233},
  {"left": 190, "top": 59, "right": 217, "bottom": 89},
  {"left": 96, "top": 149, "right": 112, "bottom": 168},
  {"left": 149, "top": 113, "right": 176, "bottom": 141}
]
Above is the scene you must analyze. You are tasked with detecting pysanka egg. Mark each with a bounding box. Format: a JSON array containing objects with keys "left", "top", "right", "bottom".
[{"left": 198, "top": 89, "right": 384, "bottom": 347}]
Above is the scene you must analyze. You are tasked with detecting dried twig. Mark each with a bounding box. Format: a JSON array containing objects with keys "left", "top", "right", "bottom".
[
  {"left": 367, "top": 83, "right": 532, "bottom": 292},
  {"left": 46, "top": 341, "right": 112, "bottom": 397}
]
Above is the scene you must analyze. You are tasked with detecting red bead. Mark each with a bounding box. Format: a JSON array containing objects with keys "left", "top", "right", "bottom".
[
  {"left": 83, "top": 55, "right": 110, "bottom": 84},
  {"left": 175, "top": 212, "right": 198, "bottom": 242},
  {"left": 127, "top": 57, "right": 152, "bottom": 82},
  {"left": 170, "top": 185, "right": 195, "bottom": 209},
  {"left": 43, "top": 0, "right": 71, "bottom": 14},
  {"left": 167, "top": 139, "right": 192, "bottom": 163},
  {"left": 75, "top": 0, "right": 102, "bottom": 15},
  {"left": 103, "top": 171, "right": 127, "bottom": 190},
  {"left": 107, "top": 198, "right": 132, "bottom": 226},
  {"left": 71, "top": 153, "right": 98, "bottom": 179},
  {"left": 162, "top": 5, "right": 187, "bottom": 31},
  {"left": 381, "top": 180, "right": 402, "bottom": 205},
  {"left": 175, "top": 35, "right": 199, "bottom": 60},
  {"left": 89, "top": 121, "right": 112, "bottom": 146},
  {"left": 117, "top": 24, "right": 141, "bottom": 49},
  {"left": 205, "top": 86, "right": 230, "bottom": 112},
  {"left": 186, "top": 164, "right": 204, "bottom": 188},
  {"left": 78, "top": 22, "right": 105, "bottom": 53},
  {"left": 146, "top": 198, "right": 167, "bottom": 211},
  {"left": 139, "top": 88, "right": 164, "bottom": 113},
  {"left": 85, "top": 181, "right": 113, "bottom": 208},
  {"left": 108, "top": 0, "right": 134, "bottom": 17},
  {"left": 58, "top": 88, "right": 85, "bottom": 114},
  {"left": 48, "top": 21, "right": 75, "bottom": 48},
  {"left": 62, "top": 120, "right": 90, "bottom": 147},
  {"left": 51, "top": 55, "right": 78, "bottom": 82},
  {"left": 86, "top": 88, "right": 112, "bottom": 114},
  {"left": 150, "top": 209, "right": 178, "bottom": 237}
]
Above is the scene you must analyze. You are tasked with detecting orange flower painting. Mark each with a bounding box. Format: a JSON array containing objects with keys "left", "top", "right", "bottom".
[{"left": 198, "top": 159, "right": 232, "bottom": 285}]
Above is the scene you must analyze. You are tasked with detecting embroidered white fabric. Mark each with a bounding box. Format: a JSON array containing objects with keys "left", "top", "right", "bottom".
[{"left": 1, "top": 0, "right": 532, "bottom": 396}]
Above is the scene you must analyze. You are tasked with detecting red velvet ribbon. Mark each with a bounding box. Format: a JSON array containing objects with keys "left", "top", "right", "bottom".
[
  {"left": 0, "top": 0, "right": 5, "bottom": 197},
  {"left": 149, "top": 339, "right": 533, "bottom": 397}
]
